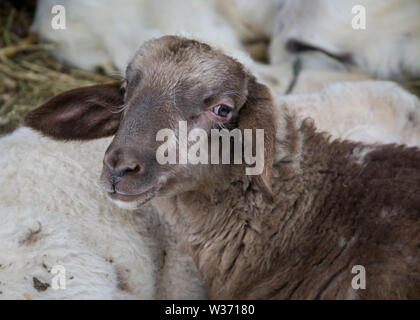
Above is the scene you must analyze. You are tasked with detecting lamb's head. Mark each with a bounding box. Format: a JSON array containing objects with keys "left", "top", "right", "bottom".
[{"left": 25, "top": 36, "right": 276, "bottom": 208}]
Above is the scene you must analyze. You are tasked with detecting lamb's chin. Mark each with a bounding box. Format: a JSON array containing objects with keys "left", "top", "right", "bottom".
[
  {"left": 110, "top": 198, "right": 141, "bottom": 210},
  {"left": 107, "top": 192, "right": 155, "bottom": 210}
]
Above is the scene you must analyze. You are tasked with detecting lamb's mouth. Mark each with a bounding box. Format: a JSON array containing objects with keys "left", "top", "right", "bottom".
[{"left": 107, "top": 185, "right": 159, "bottom": 204}]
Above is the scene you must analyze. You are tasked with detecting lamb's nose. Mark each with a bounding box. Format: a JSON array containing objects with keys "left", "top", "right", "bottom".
[
  {"left": 107, "top": 162, "right": 142, "bottom": 187},
  {"left": 104, "top": 154, "right": 142, "bottom": 185}
]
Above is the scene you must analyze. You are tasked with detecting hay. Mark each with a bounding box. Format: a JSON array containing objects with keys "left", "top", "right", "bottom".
[
  {"left": 0, "top": 0, "right": 116, "bottom": 136},
  {"left": 403, "top": 80, "right": 420, "bottom": 99}
]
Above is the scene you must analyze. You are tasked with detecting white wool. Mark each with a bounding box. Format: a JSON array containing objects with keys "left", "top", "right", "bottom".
[
  {"left": 216, "top": 0, "right": 281, "bottom": 41},
  {"left": 32, "top": 0, "right": 243, "bottom": 73},
  {"left": 31, "top": 0, "right": 371, "bottom": 95},
  {"left": 31, "top": 0, "right": 281, "bottom": 74},
  {"left": 269, "top": 0, "right": 420, "bottom": 80},
  {"left": 289, "top": 68, "right": 371, "bottom": 95},
  {"left": 0, "top": 128, "right": 206, "bottom": 299},
  {"left": 279, "top": 81, "right": 420, "bottom": 146},
  {"left": 0, "top": 128, "right": 156, "bottom": 299},
  {"left": 256, "top": 56, "right": 371, "bottom": 97},
  {"left": 32, "top": 0, "right": 419, "bottom": 81}
]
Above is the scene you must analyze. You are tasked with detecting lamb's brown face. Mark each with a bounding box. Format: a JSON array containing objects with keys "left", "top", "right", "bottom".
[
  {"left": 100, "top": 36, "right": 250, "bottom": 206},
  {"left": 25, "top": 35, "right": 276, "bottom": 207}
]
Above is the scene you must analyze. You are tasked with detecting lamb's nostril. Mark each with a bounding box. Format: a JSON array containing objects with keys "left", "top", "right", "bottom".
[
  {"left": 114, "top": 163, "right": 142, "bottom": 177},
  {"left": 108, "top": 162, "right": 141, "bottom": 188},
  {"left": 130, "top": 164, "right": 141, "bottom": 174}
]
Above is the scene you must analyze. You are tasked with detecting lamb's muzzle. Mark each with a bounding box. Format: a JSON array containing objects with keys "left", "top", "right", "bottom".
[{"left": 25, "top": 36, "right": 420, "bottom": 299}]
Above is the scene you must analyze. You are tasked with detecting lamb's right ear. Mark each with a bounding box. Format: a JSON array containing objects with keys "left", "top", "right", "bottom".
[
  {"left": 24, "top": 81, "right": 124, "bottom": 140},
  {"left": 238, "top": 76, "right": 277, "bottom": 204}
]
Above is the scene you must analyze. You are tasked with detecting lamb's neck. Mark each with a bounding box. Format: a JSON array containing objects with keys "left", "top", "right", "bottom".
[{"left": 155, "top": 113, "right": 361, "bottom": 298}]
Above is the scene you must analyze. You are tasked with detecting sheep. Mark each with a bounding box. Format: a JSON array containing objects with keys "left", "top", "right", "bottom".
[
  {"left": 32, "top": 0, "right": 243, "bottom": 73},
  {"left": 31, "top": 0, "right": 376, "bottom": 96},
  {"left": 0, "top": 127, "right": 206, "bottom": 299},
  {"left": 24, "top": 36, "right": 420, "bottom": 299},
  {"left": 276, "top": 81, "right": 420, "bottom": 146},
  {"left": 269, "top": 0, "right": 420, "bottom": 80},
  {"left": 218, "top": 45, "right": 420, "bottom": 147},
  {"left": 31, "top": 0, "right": 283, "bottom": 69}
]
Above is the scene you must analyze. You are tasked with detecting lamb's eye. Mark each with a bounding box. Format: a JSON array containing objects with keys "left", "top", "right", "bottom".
[{"left": 212, "top": 104, "right": 232, "bottom": 117}]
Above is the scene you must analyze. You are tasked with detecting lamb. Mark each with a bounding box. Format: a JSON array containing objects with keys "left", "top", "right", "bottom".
[
  {"left": 0, "top": 127, "right": 206, "bottom": 299},
  {"left": 25, "top": 36, "right": 420, "bottom": 299},
  {"left": 269, "top": 0, "right": 420, "bottom": 80}
]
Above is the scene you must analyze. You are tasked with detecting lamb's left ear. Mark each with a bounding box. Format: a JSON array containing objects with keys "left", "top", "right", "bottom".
[
  {"left": 238, "top": 77, "right": 276, "bottom": 204},
  {"left": 24, "top": 81, "right": 124, "bottom": 140}
]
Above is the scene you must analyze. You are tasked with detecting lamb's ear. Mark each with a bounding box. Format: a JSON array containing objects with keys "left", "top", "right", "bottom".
[
  {"left": 238, "top": 77, "right": 276, "bottom": 204},
  {"left": 24, "top": 81, "right": 124, "bottom": 140}
]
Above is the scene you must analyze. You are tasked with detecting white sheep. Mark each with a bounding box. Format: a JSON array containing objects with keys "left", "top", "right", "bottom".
[
  {"left": 269, "top": 0, "right": 420, "bottom": 80},
  {"left": 0, "top": 127, "right": 206, "bottom": 299},
  {"left": 278, "top": 81, "right": 420, "bottom": 146},
  {"left": 32, "top": 0, "right": 380, "bottom": 96},
  {"left": 31, "top": 0, "right": 243, "bottom": 73}
]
